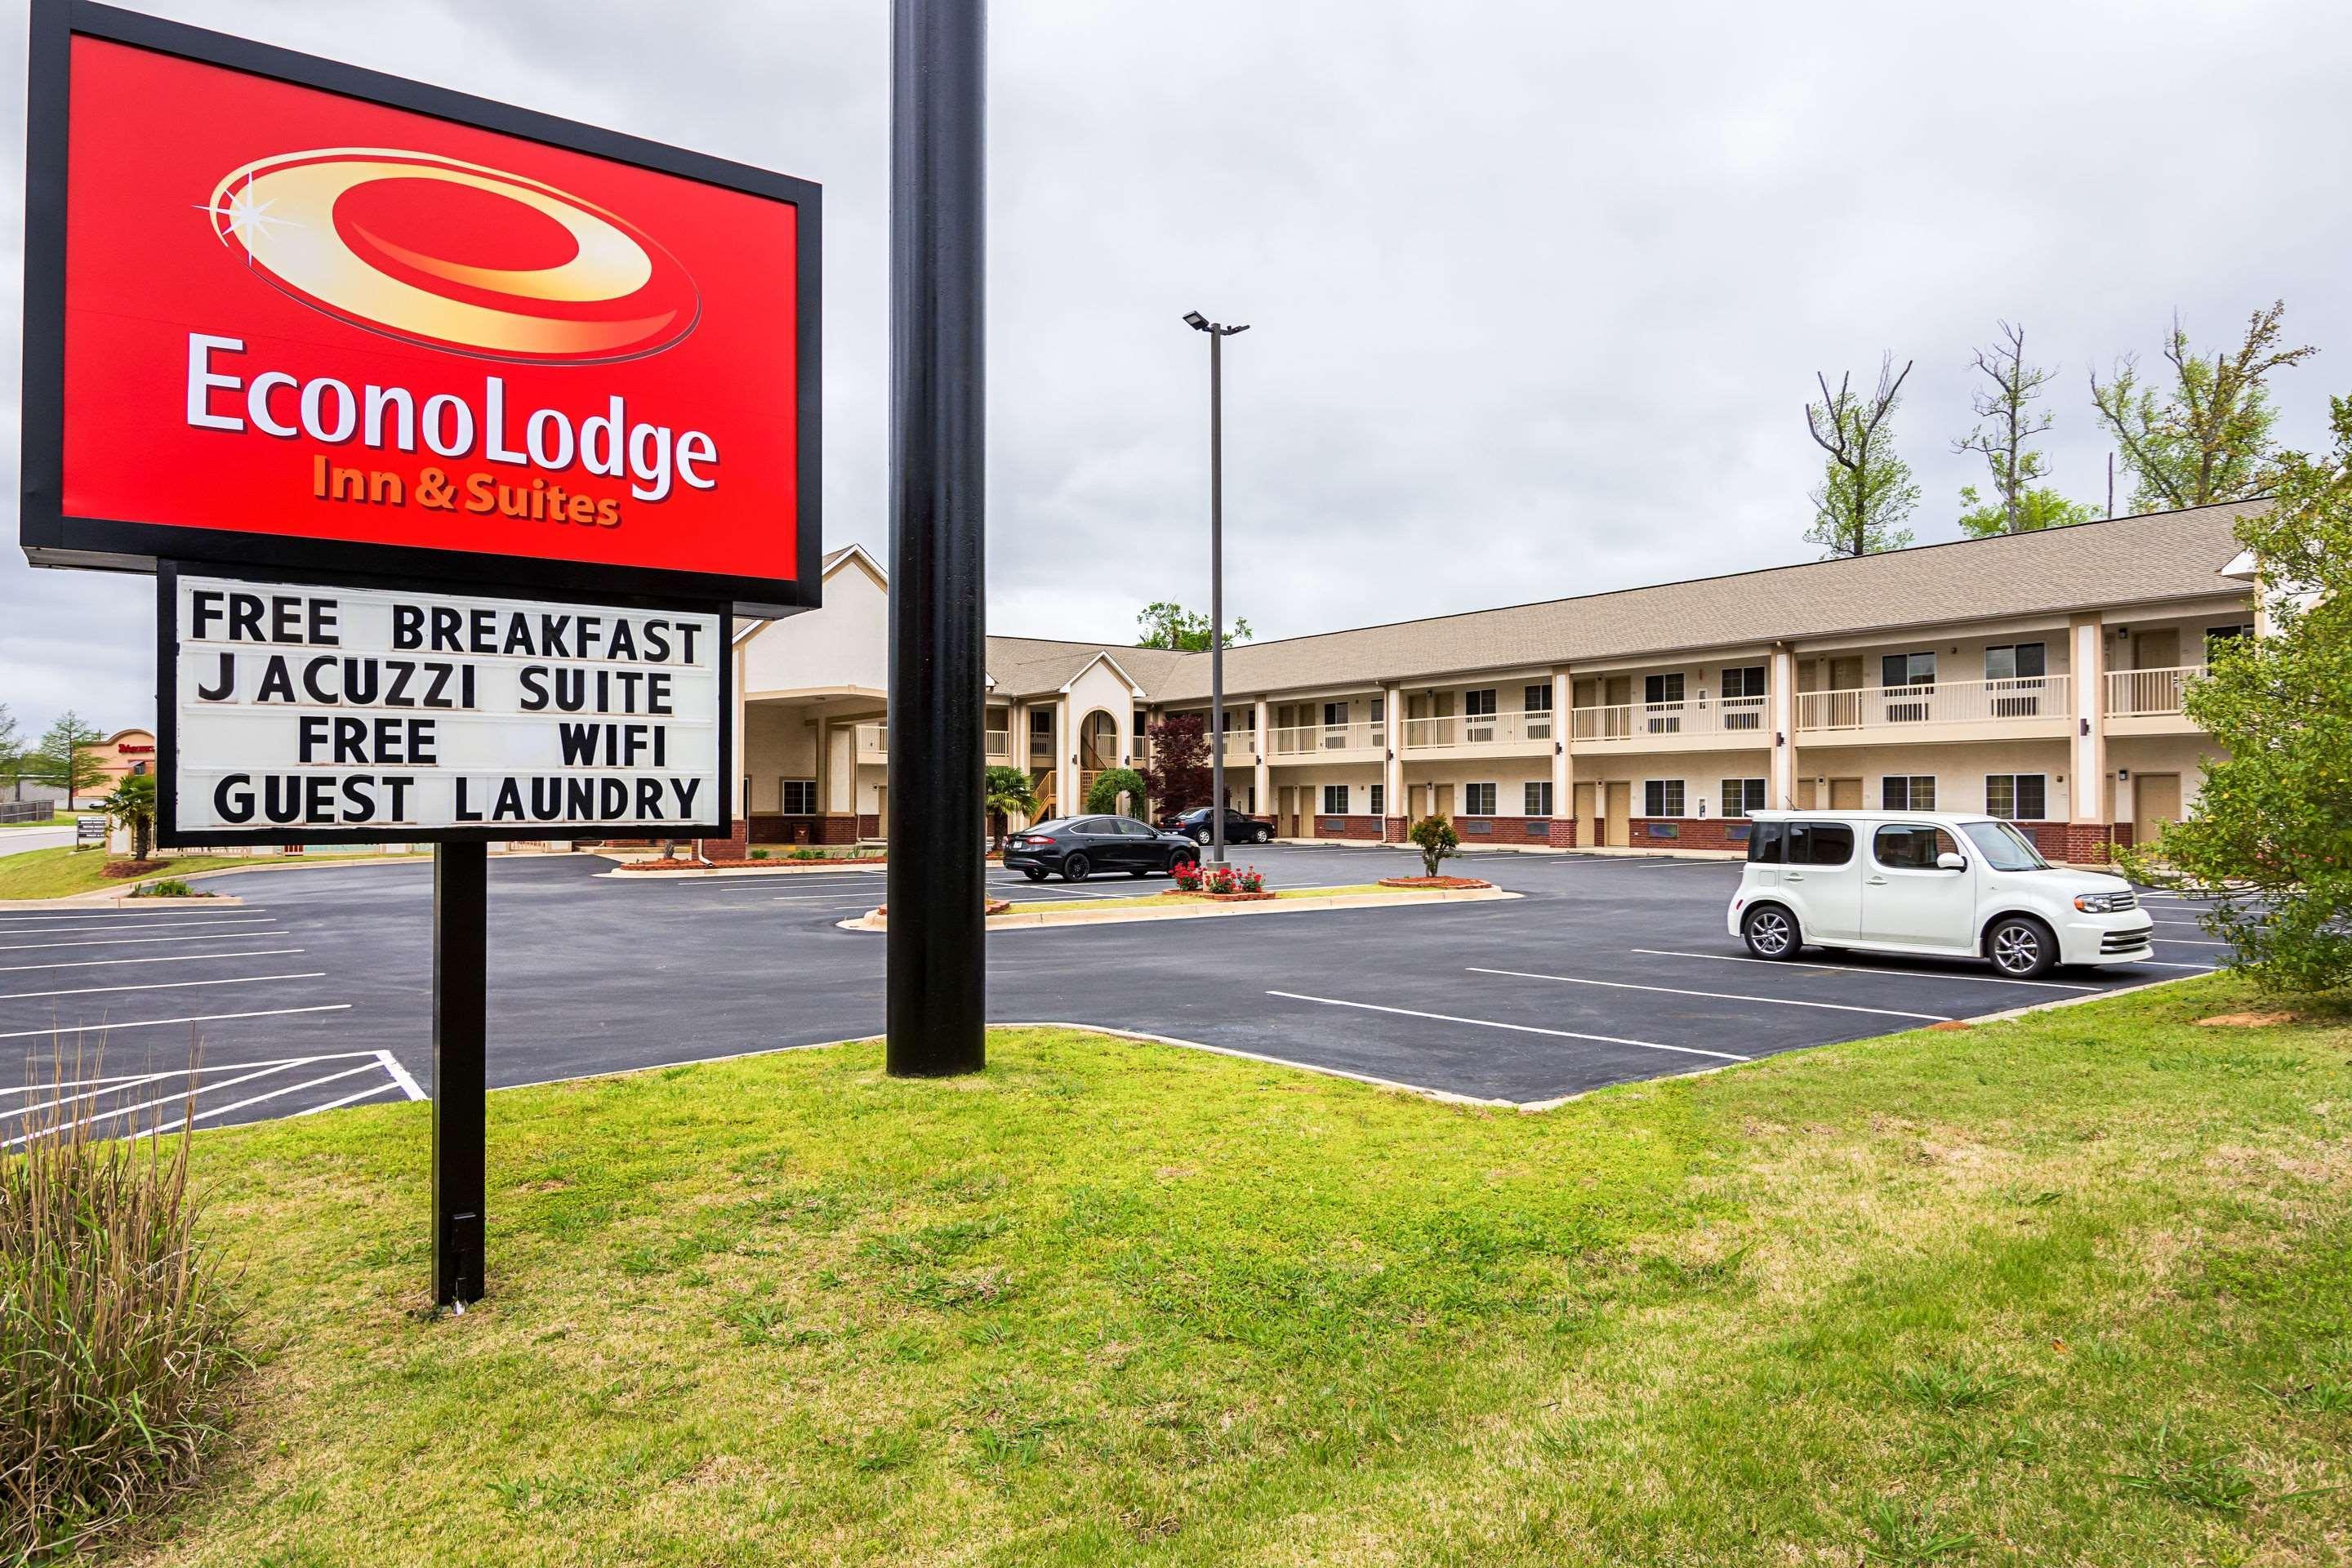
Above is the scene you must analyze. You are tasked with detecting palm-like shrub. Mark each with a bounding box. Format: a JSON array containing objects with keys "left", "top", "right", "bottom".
[{"left": 1408, "top": 815, "right": 1460, "bottom": 878}]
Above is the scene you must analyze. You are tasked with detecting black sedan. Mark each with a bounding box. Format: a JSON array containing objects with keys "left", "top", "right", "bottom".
[
  {"left": 1161, "top": 805, "right": 1275, "bottom": 846},
  {"left": 1004, "top": 816, "right": 1201, "bottom": 882}
]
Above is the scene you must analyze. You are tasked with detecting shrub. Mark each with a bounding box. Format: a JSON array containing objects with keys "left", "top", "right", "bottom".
[
  {"left": 2, "top": 1072, "right": 243, "bottom": 1559},
  {"left": 1408, "top": 815, "right": 1460, "bottom": 878},
  {"left": 1171, "top": 860, "right": 1203, "bottom": 892},
  {"left": 1179, "top": 862, "right": 1265, "bottom": 896},
  {"left": 1084, "top": 766, "right": 1149, "bottom": 817},
  {"left": 791, "top": 847, "right": 826, "bottom": 861},
  {"left": 750, "top": 849, "right": 771, "bottom": 861}
]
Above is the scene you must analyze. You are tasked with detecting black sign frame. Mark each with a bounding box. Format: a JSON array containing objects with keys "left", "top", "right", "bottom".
[
  {"left": 22, "top": 0, "right": 822, "bottom": 621},
  {"left": 154, "top": 560, "right": 733, "bottom": 849}
]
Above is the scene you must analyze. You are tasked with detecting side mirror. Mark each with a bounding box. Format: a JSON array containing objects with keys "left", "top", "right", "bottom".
[{"left": 1936, "top": 852, "right": 1967, "bottom": 871}]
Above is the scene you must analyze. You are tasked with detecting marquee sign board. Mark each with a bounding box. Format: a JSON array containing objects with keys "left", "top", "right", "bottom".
[
  {"left": 21, "top": 0, "right": 821, "bottom": 619},
  {"left": 159, "top": 568, "right": 727, "bottom": 847}
]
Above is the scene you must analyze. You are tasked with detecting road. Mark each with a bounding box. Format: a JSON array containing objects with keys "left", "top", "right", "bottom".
[{"left": 0, "top": 844, "right": 2233, "bottom": 1140}]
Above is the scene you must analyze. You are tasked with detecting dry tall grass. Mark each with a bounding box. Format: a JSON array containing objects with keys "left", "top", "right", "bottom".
[{"left": 1, "top": 1057, "right": 243, "bottom": 1562}]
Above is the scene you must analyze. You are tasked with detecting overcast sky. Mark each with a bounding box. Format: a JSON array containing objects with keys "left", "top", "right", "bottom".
[{"left": 3, "top": 0, "right": 2350, "bottom": 739}]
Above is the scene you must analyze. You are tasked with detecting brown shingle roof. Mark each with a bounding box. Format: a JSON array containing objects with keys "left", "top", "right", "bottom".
[
  {"left": 982, "top": 636, "right": 1192, "bottom": 699},
  {"left": 1139, "top": 501, "right": 2260, "bottom": 702}
]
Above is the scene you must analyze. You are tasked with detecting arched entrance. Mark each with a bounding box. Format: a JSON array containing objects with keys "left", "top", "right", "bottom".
[{"left": 1078, "top": 710, "right": 1120, "bottom": 811}]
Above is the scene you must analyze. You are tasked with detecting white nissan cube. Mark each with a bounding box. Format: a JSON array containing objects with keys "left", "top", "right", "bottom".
[{"left": 1726, "top": 810, "right": 2156, "bottom": 978}]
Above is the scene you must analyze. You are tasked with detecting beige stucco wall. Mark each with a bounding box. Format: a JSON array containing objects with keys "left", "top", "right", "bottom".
[
  {"left": 1792, "top": 738, "right": 2076, "bottom": 818},
  {"left": 742, "top": 556, "right": 889, "bottom": 696}
]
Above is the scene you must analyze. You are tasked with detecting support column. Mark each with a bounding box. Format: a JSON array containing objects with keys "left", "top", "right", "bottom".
[
  {"left": 1058, "top": 696, "right": 1078, "bottom": 821},
  {"left": 1549, "top": 667, "right": 1572, "bottom": 846},
  {"left": 1769, "top": 644, "right": 1799, "bottom": 808},
  {"left": 1253, "top": 697, "right": 1271, "bottom": 818},
  {"left": 2069, "top": 612, "right": 2108, "bottom": 860},
  {"left": 431, "top": 840, "right": 487, "bottom": 1307},
  {"left": 1383, "top": 682, "right": 1405, "bottom": 840},
  {"left": 884, "top": 0, "right": 988, "bottom": 1077}
]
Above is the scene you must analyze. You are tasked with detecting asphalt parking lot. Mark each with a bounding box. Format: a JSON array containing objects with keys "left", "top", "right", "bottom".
[{"left": 1, "top": 843, "right": 2235, "bottom": 1138}]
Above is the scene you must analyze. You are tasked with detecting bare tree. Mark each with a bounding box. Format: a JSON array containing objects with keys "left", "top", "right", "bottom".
[
  {"left": 2090, "top": 301, "right": 2317, "bottom": 513},
  {"left": 1954, "top": 321, "right": 2053, "bottom": 533},
  {"left": 1804, "top": 354, "right": 1918, "bottom": 557}
]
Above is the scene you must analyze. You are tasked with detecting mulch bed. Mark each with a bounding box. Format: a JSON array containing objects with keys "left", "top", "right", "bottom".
[
  {"left": 100, "top": 859, "right": 172, "bottom": 879},
  {"left": 1376, "top": 875, "right": 1493, "bottom": 889},
  {"left": 614, "top": 857, "right": 712, "bottom": 871}
]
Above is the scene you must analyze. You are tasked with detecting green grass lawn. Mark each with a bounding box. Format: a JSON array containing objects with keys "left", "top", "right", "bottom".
[
  {"left": 114, "top": 978, "right": 2352, "bottom": 1565},
  {"left": 0, "top": 845, "right": 427, "bottom": 900}
]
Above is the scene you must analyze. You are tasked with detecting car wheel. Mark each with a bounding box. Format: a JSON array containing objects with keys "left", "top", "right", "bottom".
[
  {"left": 1193, "top": 829, "right": 1212, "bottom": 845},
  {"left": 1254, "top": 826, "right": 1272, "bottom": 844},
  {"left": 1986, "top": 915, "right": 2056, "bottom": 978},
  {"left": 1023, "top": 866, "right": 1048, "bottom": 883},
  {"left": 1169, "top": 852, "right": 1197, "bottom": 875},
  {"left": 1062, "top": 853, "right": 1091, "bottom": 883},
  {"left": 1742, "top": 904, "right": 1800, "bottom": 960}
]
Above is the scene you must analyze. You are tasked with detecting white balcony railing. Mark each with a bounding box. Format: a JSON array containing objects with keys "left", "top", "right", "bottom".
[
  {"left": 1570, "top": 695, "right": 1767, "bottom": 743},
  {"left": 1401, "top": 710, "right": 1554, "bottom": 750},
  {"left": 1269, "top": 720, "right": 1381, "bottom": 755},
  {"left": 985, "top": 728, "right": 1010, "bottom": 761},
  {"left": 1796, "top": 675, "right": 2073, "bottom": 733},
  {"left": 2106, "top": 665, "right": 2201, "bottom": 718},
  {"left": 854, "top": 723, "right": 887, "bottom": 760}
]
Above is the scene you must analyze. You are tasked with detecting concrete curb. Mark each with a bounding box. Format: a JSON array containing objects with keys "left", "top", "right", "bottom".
[{"left": 839, "top": 885, "right": 1520, "bottom": 933}]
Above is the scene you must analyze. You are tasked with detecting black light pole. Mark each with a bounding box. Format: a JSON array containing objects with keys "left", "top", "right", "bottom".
[
  {"left": 886, "top": 0, "right": 987, "bottom": 1078},
  {"left": 1183, "top": 310, "right": 1247, "bottom": 864}
]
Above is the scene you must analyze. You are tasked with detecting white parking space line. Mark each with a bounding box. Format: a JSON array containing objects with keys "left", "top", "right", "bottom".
[
  {"left": 1628, "top": 947, "right": 2098, "bottom": 991},
  {"left": 289, "top": 1079, "right": 405, "bottom": 1116},
  {"left": 0, "top": 906, "right": 268, "bottom": 920},
  {"left": 0, "top": 915, "right": 279, "bottom": 935},
  {"left": 181, "top": 1062, "right": 390, "bottom": 1129},
  {"left": 2148, "top": 920, "right": 2216, "bottom": 927},
  {"left": 0, "top": 947, "right": 306, "bottom": 975},
  {"left": 0, "top": 970, "right": 326, "bottom": 1001},
  {"left": 0, "top": 928, "right": 286, "bottom": 953},
  {"left": 376, "top": 1049, "right": 426, "bottom": 1101},
  {"left": 0, "top": 1003, "right": 350, "bottom": 1041},
  {"left": 1266, "top": 990, "right": 1749, "bottom": 1062},
  {"left": 1466, "top": 966, "right": 1954, "bottom": 1022},
  {"left": 4, "top": 1049, "right": 380, "bottom": 1145}
]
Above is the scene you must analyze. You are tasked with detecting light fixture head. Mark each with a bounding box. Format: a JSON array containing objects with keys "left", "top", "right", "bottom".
[{"left": 1183, "top": 311, "right": 1209, "bottom": 330}]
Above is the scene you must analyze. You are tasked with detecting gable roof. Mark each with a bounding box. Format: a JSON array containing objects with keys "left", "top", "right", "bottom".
[{"left": 982, "top": 635, "right": 1192, "bottom": 700}]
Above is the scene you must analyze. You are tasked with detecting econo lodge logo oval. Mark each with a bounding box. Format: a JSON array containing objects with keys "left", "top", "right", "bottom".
[{"left": 204, "top": 148, "right": 701, "bottom": 365}]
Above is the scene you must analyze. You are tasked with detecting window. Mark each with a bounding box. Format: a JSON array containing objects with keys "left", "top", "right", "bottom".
[
  {"left": 1525, "top": 781, "right": 1553, "bottom": 817},
  {"left": 1463, "top": 689, "right": 1497, "bottom": 716},
  {"left": 1722, "top": 665, "right": 1766, "bottom": 728},
  {"left": 1463, "top": 782, "right": 1498, "bottom": 815},
  {"left": 1643, "top": 779, "right": 1685, "bottom": 817},
  {"left": 1029, "top": 708, "right": 1054, "bottom": 763},
  {"left": 1322, "top": 784, "right": 1351, "bottom": 815},
  {"left": 1786, "top": 822, "right": 1855, "bottom": 866},
  {"left": 1873, "top": 824, "right": 1959, "bottom": 870},
  {"left": 1644, "top": 672, "right": 1686, "bottom": 733},
  {"left": 1962, "top": 819, "right": 2050, "bottom": 871},
  {"left": 1882, "top": 651, "right": 1936, "bottom": 688},
  {"left": 1719, "top": 777, "right": 1767, "bottom": 817},
  {"left": 1370, "top": 696, "right": 1385, "bottom": 724},
  {"left": 780, "top": 778, "right": 817, "bottom": 814},
  {"left": 1323, "top": 701, "right": 1348, "bottom": 728},
  {"left": 2206, "top": 624, "right": 2253, "bottom": 662},
  {"left": 1524, "top": 683, "right": 1553, "bottom": 712},
  {"left": 1983, "top": 642, "right": 2046, "bottom": 681},
  {"left": 1881, "top": 775, "right": 1936, "bottom": 810},
  {"left": 1746, "top": 821, "right": 1785, "bottom": 863},
  {"left": 1985, "top": 773, "right": 2048, "bottom": 821},
  {"left": 1369, "top": 784, "right": 1385, "bottom": 817}
]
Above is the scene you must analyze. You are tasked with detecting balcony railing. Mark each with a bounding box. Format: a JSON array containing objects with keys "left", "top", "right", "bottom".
[
  {"left": 1401, "top": 710, "right": 1553, "bottom": 750},
  {"left": 1269, "top": 720, "right": 1381, "bottom": 755},
  {"left": 1796, "top": 675, "right": 2073, "bottom": 732},
  {"left": 1570, "top": 695, "right": 1766, "bottom": 743},
  {"left": 2107, "top": 665, "right": 2200, "bottom": 718},
  {"left": 985, "top": 728, "right": 1010, "bottom": 761},
  {"left": 854, "top": 723, "right": 887, "bottom": 760}
]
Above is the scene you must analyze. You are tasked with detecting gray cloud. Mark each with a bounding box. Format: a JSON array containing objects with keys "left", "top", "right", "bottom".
[{"left": 3, "top": 0, "right": 2348, "bottom": 737}]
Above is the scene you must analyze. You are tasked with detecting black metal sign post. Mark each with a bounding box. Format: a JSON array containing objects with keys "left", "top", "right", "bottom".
[
  {"left": 884, "top": 0, "right": 987, "bottom": 1077},
  {"left": 431, "top": 841, "right": 488, "bottom": 1307}
]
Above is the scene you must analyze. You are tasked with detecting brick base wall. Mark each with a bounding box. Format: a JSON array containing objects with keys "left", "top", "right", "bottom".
[
  {"left": 2021, "top": 822, "right": 2125, "bottom": 864},
  {"left": 1626, "top": 817, "right": 1752, "bottom": 852},
  {"left": 1308, "top": 814, "right": 1387, "bottom": 841},
  {"left": 1547, "top": 818, "right": 1577, "bottom": 849},
  {"left": 1454, "top": 815, "right": 1556, "bottom": 846},
  {"left": 1384, "top": 816, "right": 1408, "bottom": 844},
  {"left": 749, "top": 813, "right": 863, "bottom": 846},
  {"left": 696, "top": 818, "right": 751, "bottom": 862}
]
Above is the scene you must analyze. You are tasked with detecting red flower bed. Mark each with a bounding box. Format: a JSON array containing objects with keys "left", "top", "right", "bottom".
[
  {"left": 1377, "top": 875, "right": 1492, "bottom": 889},
  {"left": 1170, "top": 862, "right": 1267, "bottom": 896},
  {"left": 1161, "top": 889, "right": 1278, "bottom": 902}
]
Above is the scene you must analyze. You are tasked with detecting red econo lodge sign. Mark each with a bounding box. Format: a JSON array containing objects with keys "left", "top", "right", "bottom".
[{"left": 20, "top": 0, "right": 821, "bottom": 617}]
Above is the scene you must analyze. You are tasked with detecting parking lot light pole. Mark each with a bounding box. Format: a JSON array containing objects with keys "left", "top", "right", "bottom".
[{"left": 1183, "top": 310, "right": 1247, "bottom": 864}]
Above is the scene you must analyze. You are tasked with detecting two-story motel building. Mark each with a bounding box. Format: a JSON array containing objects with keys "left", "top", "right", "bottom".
[{"left": 709, "top": 501, "right": 2260, "bottom": 864}]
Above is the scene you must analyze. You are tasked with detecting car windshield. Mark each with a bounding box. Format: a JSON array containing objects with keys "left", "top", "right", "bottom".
[{"left": 1960, "top": 819, "right": 2049, "bottom": 871}]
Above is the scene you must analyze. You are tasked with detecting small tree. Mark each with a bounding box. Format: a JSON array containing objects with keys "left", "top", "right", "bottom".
[
  {"left": 2118, "top": 394, "right": 2352, "bottom": 994},
  {"left": 1141, "top": 715, "right": 1212, "bottom": 813},
  {"left": 1408, "top": 814, "right": 1459, "bottom": 879},
  {"left": 1085, "top": 766, "right": 1149, "bottom": 817},
  {"left": 101, "top": 772, "right": 157, "bottom": 863},
  {"left": 1804, "top": 354, "right": 1919, "bottom": 557},
  {"left": 983, "top": 765, "right": 1039, "bottom": 850},
  {"left": 1136, "top": 601, "right": 1251, "bottom": 652},
  {"left": 2090, "top": 301, "right": 2317, "bottom": 513},
  {"left": 1952, "top": 320, "right": 2096, "bottom": 537},
  {"left": 38, "top": 710, "right": 108, "bottom": 808}
]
